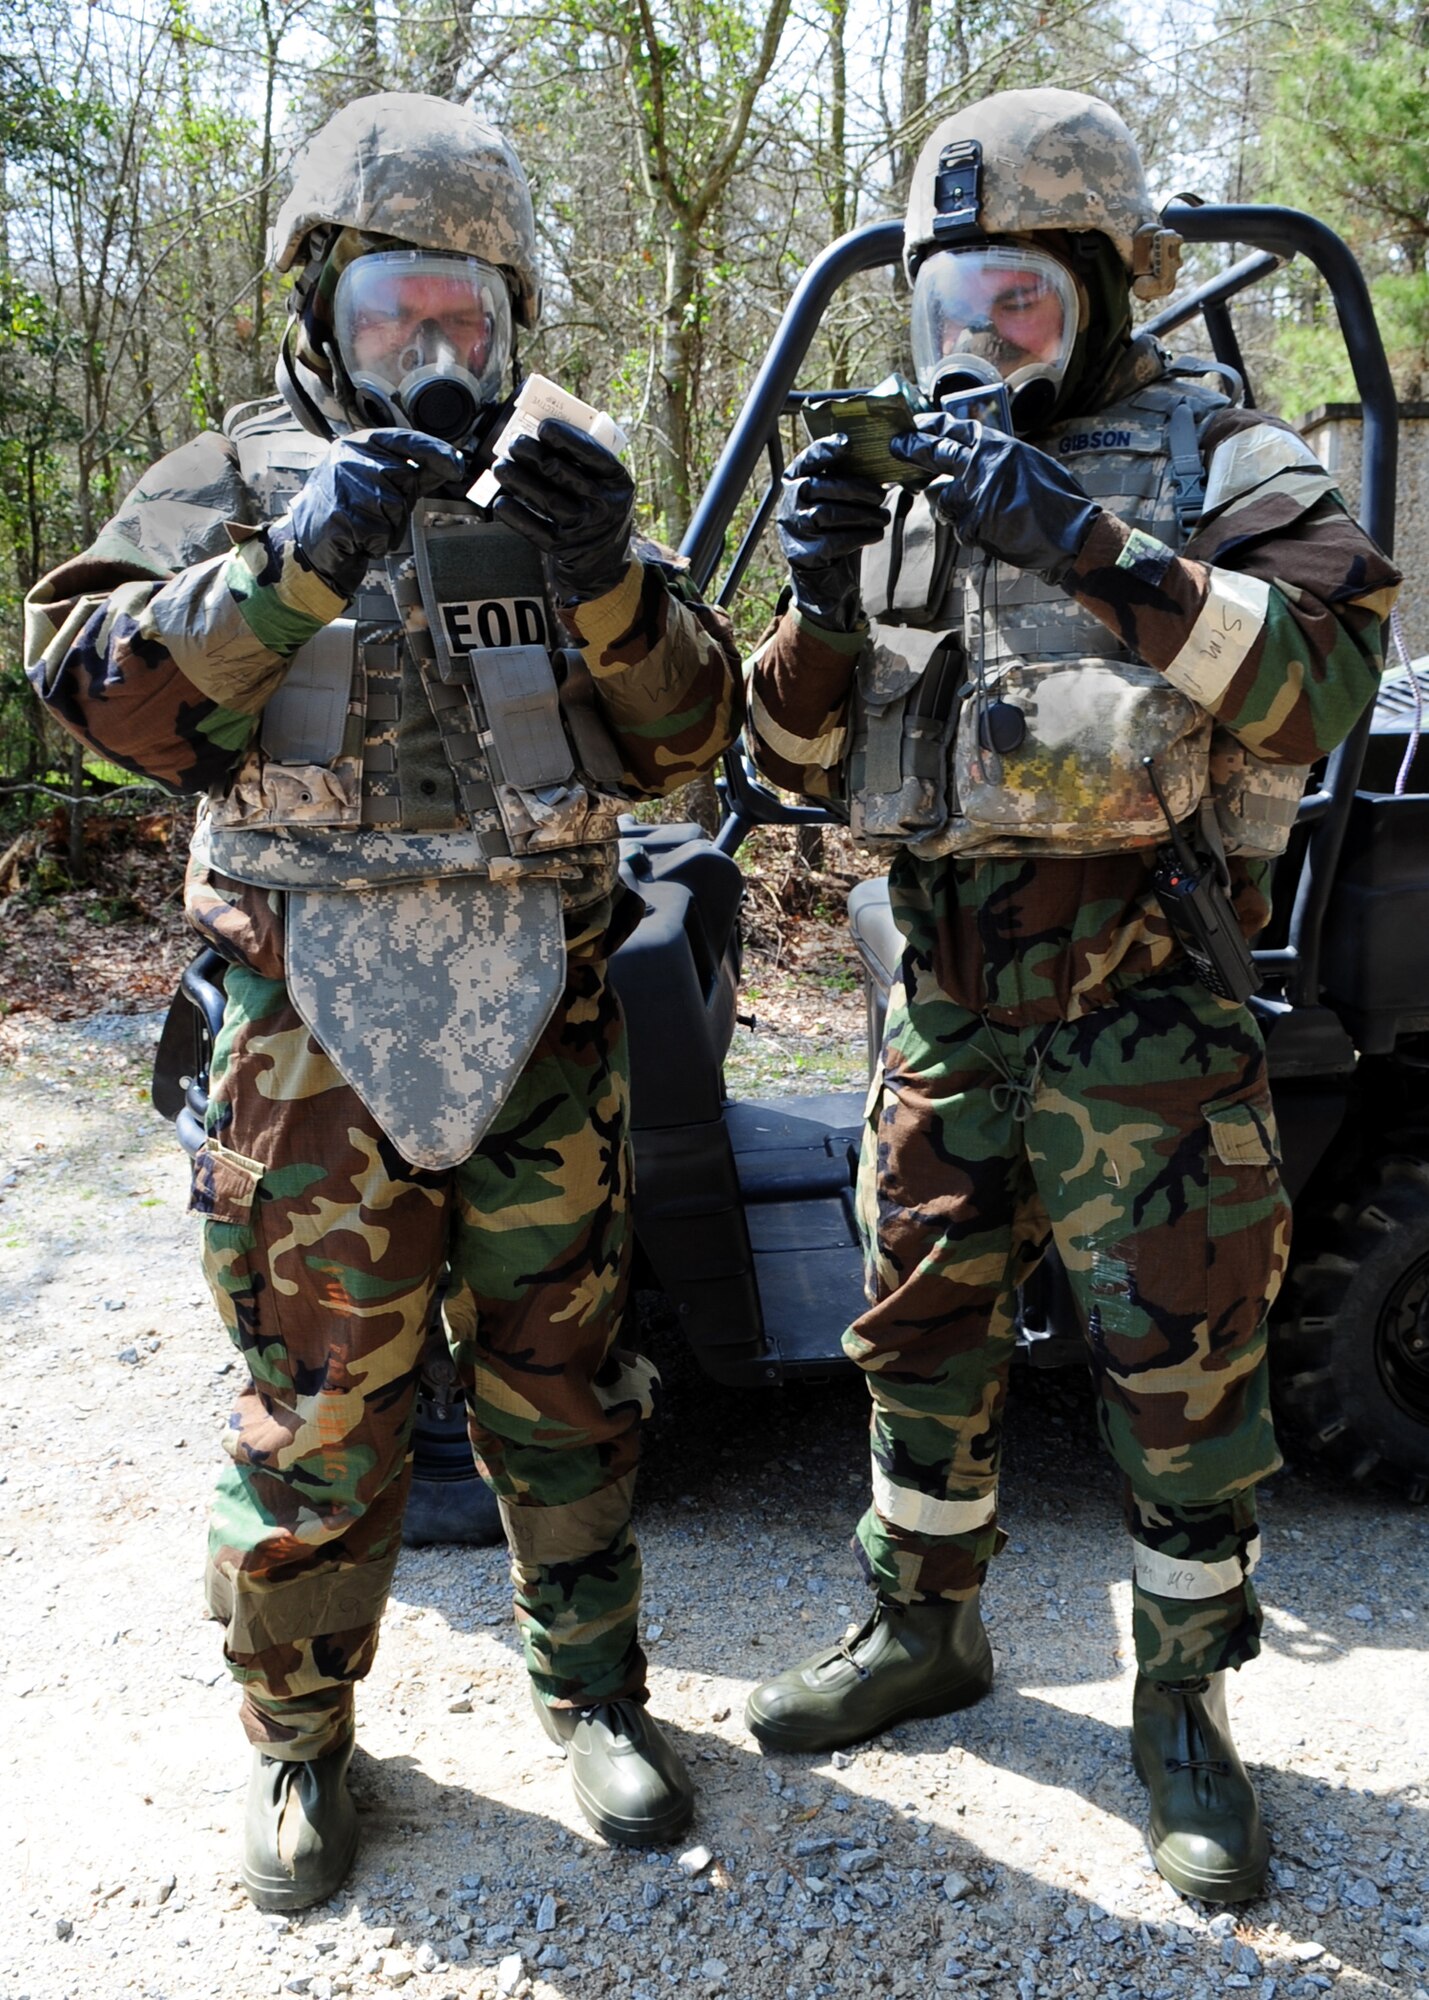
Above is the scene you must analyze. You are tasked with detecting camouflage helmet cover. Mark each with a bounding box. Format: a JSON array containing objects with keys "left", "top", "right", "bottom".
[
  {"left": 270, "top": 92, "right": 542, "bottom": 327},
  {"left": 904, "top": 88, "right": 1180, "bottom": 301}
]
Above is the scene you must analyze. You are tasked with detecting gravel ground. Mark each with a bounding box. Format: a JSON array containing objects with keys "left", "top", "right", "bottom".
[{"left": 2, "top": 1009, "right": 1428, "bottom": 2000}]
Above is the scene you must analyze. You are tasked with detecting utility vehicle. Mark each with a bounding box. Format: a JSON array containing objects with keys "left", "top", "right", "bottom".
[{"left": 155, "top": 199, "right": 1429, "bottom": 1533}]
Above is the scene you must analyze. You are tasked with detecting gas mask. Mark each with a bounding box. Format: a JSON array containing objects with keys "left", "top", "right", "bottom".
[
  {"left": 911, "top": 244, "right": 1083, "bottom": 432},
  {"left": 330, "top": 249, "right": 514, "bottom": 444}
]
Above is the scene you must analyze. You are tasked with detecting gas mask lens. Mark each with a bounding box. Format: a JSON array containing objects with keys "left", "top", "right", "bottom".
[
  {"left": 910, "top": 246, "right": 1080, "bottom": 411},
  {"left": 333, "top": 250, "right": 513, "bottom": 442}
]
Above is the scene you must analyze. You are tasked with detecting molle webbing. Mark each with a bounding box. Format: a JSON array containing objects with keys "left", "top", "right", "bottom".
[
  {"left": 1167, "top": 399, "right": 1207, "bottom": 541},
  {"left": 375, "top": 567, "right": 511, "bottom": 854},
  {"left": 210, "top": 420, "right": 623, "bottom": 900},
  {"left": 341, "top": 589, "right": 426, "bottom": 831},
  {"left": 848, "top": 368, "right": 1233, "bottom": 860},
  {"left": 975, "top": 377, "right": 1226, "bottom": 683}
]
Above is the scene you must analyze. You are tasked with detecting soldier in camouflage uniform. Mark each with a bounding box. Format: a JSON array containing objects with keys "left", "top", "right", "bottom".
[
  {"left": 25, "top": 93, "right": 741, "bottom": 1905},
  {"left": 742, "top": 89, "right": 1399, "bottom": 1901}
]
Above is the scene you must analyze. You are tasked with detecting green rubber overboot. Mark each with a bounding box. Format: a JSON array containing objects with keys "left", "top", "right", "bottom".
[
  {"left": 533, "top": 1689, "right": 694, "bottom": 1847},
  {"left": 744, "top": 1596, "right": 994, "bottom": 1754},
  {"left": 1132, "top": 1673, "right": 1268, "bottom": 1903},
  {"left": 241, "top": 1735, "right": 359, "bottom": 1912}
]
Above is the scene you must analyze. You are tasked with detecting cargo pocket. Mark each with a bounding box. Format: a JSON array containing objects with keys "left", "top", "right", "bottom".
[
  {"left": 1204, "top": 1093, "right": 1290, "bottom": 1339},
  {"left": 190, "top": 1139, "right": 265, "bottom": 1354}
]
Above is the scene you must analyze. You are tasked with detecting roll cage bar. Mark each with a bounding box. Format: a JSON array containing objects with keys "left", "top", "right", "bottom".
[{"left": 678, "top": 204, "right": 1398, "bottom": 1014}]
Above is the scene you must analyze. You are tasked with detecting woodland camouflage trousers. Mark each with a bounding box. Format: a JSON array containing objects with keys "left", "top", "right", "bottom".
[
  {"left": 192, "top": 945, "right": 652, "bottom": 1760},
  {"left": 850, "top": 967, "right": 1291, "bottom": 1681}
]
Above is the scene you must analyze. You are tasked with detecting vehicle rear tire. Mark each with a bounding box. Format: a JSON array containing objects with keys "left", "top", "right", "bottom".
[
  {"left": 400, "top": 1360, "right": 506, "bottom": 1544},
  {"left": 1273, "top": 1155, "right": 1429, "bottom": 1501}
]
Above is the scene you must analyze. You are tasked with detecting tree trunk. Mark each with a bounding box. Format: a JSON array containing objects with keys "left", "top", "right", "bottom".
[
  {"left": 897, "top": 0, "right": 931, "bottom": 199},
  {"left": 356, "top": 0, "right": 382, "bottom": 90},
  {"left": 797, "top": 823, "right": 826, "bottom": 872},
  {"left": 67, "top": 738, "right": 86, "bottom": 883},
  {"left": 249, "top": 0, "right": 280, "bottom": 399},
  {"left": 679, "top": 770, "right": 722, "bottom": 838},
  {"left": 824, "top": 0, "right": 857, "bottom": 384},
  {"left": 652, "top": 226, "right": 700, "bottom": 540},
  {"left": 828, "top": 0, "right": 849, "bottom": 238}
]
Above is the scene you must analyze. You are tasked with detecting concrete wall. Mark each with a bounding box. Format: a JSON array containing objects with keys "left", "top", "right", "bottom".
[{"left": 1300, "top": 402, "right": 1429, "bottom": 658}]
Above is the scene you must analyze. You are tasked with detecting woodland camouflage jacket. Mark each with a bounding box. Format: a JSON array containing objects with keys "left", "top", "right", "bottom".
[{"left": 24, "top": 421, "right": 743, "bottom": 968}]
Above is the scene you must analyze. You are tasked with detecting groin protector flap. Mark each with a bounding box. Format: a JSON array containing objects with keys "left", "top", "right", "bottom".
[{"left": 284, "top": 875, "right": 566, "bottom": 1171}]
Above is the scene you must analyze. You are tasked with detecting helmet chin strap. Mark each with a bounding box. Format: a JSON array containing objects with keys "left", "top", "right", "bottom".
[{"left": 276, "top": 319, "right": 340, "bottom": 442}]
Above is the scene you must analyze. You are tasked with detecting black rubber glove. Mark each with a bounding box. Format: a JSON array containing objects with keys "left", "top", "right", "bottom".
[
  {"left": 889, "top": 417, "right": 1101, "bottom": 583},
  {"left": 287, "top": 428, "right": 469, "bottom": 598},
  {"left": 777, "top": 434, "right": 890, "bottom": 631},
  {"left": 491, "top": 417, "right": 636, "bottom": 604}
]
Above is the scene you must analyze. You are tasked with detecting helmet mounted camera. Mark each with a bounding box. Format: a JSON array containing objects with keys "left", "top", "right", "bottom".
[{"left": 928, "top": 140, "right": 983, "bottom": 254}]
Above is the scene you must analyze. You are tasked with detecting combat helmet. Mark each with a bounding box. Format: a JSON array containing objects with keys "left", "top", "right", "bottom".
[
  {"left": 270, "top": 93, "right": 542, "bottom": 440},
  {"left": 904, "top": 88, "right": 1180, "bottom": 300},
  {"left": 271, "top": 92, "right": 541, "bottom": 327}
]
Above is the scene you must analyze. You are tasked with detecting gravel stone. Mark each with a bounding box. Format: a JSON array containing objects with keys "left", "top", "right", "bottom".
[
  {"left": 536, "top": 1892, "right": 558, "bottom": 1932},
  {"left": 2, "top": 1030, "right": 1426, "bottom": 2000},
  {"left": 496, "top": 1951, "right": 524, "bottom": 1992}
]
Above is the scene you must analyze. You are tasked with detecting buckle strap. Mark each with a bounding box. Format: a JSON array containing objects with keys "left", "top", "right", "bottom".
[
  {"left": 384, "top": 546, "right": 511, "bottom": 857},
  {"left": 1168, "top": 398, "right": 1207, "bottom": 541}
]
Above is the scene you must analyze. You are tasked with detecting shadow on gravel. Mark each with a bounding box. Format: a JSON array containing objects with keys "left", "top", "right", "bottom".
[
  {"left": 633, "top": 1301, "right": 1429, "bottom": 1667},
  {"left": 375, "top": 1294, "right": 1428, "bottom": 1991},
  {"left": 313, "top": 1686, "right": 1427, "bottom": 1998}
]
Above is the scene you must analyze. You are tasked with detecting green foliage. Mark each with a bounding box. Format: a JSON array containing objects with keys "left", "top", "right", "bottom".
[
  {"left": 1265, "top": 0, "right": 1429, "bottom": 408},
  {"left": 0, "top": 0, "right": 1413, "bottom": 811}
]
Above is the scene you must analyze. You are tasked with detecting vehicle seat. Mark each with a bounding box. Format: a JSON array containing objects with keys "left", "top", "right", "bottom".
[{"left": 848, "top": 876, "right": 900, "bottom": 1065}]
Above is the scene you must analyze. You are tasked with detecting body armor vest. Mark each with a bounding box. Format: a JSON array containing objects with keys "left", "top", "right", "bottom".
[
  {"left": 206, "top": 401, "right": 624, "bottom": 900},
  {"left": 845, "top": 367, "right": 1305, "bottom": 861},
  {"left": 195, "top": 399, "right": 631, "bottom": 1173}
]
